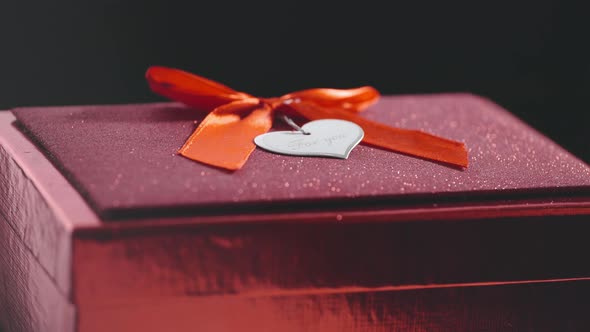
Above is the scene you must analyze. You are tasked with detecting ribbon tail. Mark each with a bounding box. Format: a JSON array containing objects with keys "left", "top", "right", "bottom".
[
  {"left": 289, "top": 102, "right": 469, "bottom": 168},
  {"left": 179, "top": 99, "right": 274, "bottom": 170}
]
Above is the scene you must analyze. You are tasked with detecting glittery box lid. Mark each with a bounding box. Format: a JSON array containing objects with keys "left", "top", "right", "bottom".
[{"left": 11, "top": 93, "right": 590, "bottom": 220}]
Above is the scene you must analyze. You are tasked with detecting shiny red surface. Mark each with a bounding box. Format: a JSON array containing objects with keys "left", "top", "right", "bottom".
[{"left": 77, "top": 278, "right": 590, "bottom": 332}]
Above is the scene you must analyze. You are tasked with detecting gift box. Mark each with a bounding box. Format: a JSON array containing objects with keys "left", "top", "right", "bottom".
[{"left": 1, "top": 93, "right": 590, "bottom": 332}]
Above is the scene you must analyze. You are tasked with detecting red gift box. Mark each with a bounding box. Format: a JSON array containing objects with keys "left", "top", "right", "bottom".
[{"left": 1, "top": 93, "right": 590, "bottom": 331}]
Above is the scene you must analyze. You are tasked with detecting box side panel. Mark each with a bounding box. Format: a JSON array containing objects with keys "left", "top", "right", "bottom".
[
  {"left": 77, "top": 279, "right": 590, "bottom": 332},
  {"left": 73, "top": 213, "right": 590, "bottom": 307},
  {"left": 0, "top": 112, "right": 100, "bottom": 297},
  {"left": 0, "top": 214, "right": 75, "bottom": 332},
  {"left": 0, "top": 143, "right": 72, "bottom": 296},
  {"left": 0, "top": 118, "right": 73, "bottom": 297}
]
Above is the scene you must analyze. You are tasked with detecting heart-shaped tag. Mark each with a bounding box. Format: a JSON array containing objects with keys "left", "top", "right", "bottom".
[{"left": 254, "top": 119, "right": 364, "bottom": 159}]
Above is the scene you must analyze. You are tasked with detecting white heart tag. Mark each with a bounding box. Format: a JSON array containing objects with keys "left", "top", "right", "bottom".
[{"left": 254, "top": 119, "right": 364, "bottom": 159}]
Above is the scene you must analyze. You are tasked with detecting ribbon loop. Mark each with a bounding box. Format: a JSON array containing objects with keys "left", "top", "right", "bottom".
[
  {"left": 282, "top": 86, "right": 380, "bottom": 113},
  {"left": 147, "top": 66, "right": 252, "bottom": 111},
  {"left": 146, "top": 66, "right": 468, "bottom": 170}
]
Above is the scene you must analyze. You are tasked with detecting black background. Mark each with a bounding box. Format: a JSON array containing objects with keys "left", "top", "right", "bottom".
[{"left": 1, "top": 1, "right": 588, "bottom": 162}]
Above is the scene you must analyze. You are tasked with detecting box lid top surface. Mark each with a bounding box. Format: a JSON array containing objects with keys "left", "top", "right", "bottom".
[{"left": 11, "top": 94, "right": 590, "bottom": 220}]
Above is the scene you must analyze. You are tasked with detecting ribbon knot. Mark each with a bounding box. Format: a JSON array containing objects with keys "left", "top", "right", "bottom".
[{"left": 146, "top": 66, "right": 468, "bottom": 170}]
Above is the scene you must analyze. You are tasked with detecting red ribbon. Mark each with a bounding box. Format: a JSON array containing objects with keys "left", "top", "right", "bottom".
[{"left": 146, "top": 66, "right": 468, "bottom": 170}]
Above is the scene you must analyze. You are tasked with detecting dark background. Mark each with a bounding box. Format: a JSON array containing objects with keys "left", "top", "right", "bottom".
[{"left": 1, "top": 1, "right": 588, "bottom": 162}]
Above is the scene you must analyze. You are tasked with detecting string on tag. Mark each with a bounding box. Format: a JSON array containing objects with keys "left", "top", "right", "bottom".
[{"left": 279, "top": 114, "right": 310, "bottom": 135}]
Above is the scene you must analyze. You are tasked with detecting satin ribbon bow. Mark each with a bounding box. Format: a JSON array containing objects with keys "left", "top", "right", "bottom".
[{"left": 146, "top": 66, "right": 468, "bottom": 170}]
